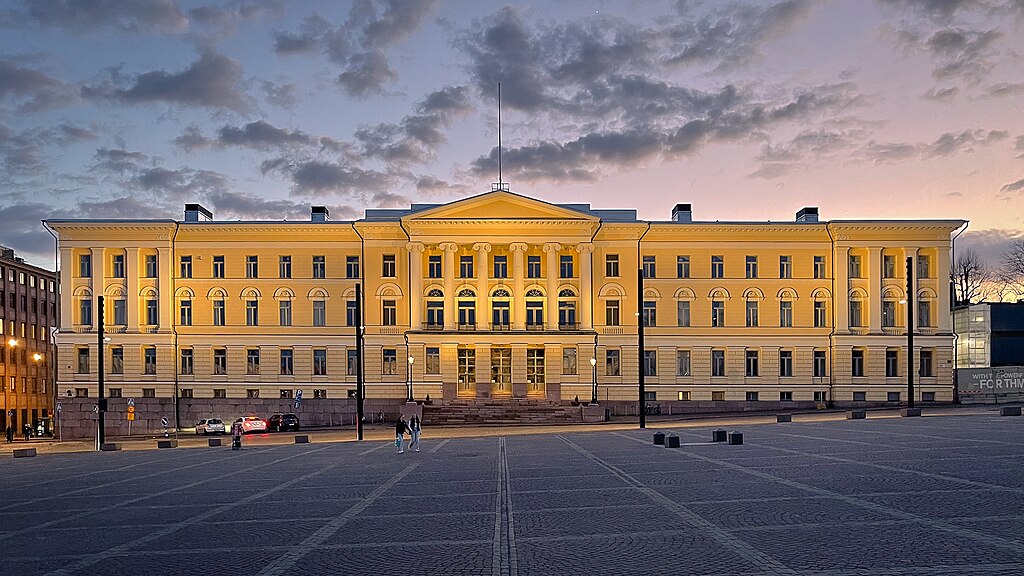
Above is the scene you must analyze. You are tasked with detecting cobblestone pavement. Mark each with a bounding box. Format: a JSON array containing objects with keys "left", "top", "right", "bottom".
[{"left": 1, "top": 412, "right": 1021, "bottom": 575}]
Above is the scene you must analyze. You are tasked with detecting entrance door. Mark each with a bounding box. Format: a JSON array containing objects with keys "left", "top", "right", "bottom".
[
  {"left": 526, "top": 349, "right": 545, "bottom": 394},
  {"left": 491, "top": 348, "right": 511, "bottom": 395}
]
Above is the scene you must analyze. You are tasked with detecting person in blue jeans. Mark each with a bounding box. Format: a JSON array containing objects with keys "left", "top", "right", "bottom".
[
  {"left": 409, "top": 416, "right": 421, "bottom": 452},
  {"left": 395, "top": 417, "right": 408, "bottom": 453}
]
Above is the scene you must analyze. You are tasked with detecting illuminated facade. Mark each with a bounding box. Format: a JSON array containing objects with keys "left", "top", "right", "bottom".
[{"left": 47, "top": 191, "right": 964, "bottom": 407}]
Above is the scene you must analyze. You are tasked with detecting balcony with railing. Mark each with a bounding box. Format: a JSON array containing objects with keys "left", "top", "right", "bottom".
[
  {"left": 525, "top": 323, "right": 544, "bottom": 332},
  {"left": 421, "top": 322, "right": 443, "bottom": 331},
  {"left": 490, "top": 323, "right": 511, "bottom": 331},
  {"left": 882, "top": 327, "right": 906, "bottom": 336},
  {"left": 457, "top": 323, "right": 476, "bottom": 332},
  {"left": 558, "top": 322, "right": 580, "bottom": 331}
]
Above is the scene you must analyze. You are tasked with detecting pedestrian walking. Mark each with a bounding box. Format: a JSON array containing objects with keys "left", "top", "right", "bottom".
[
  {"left": 409, "top": 416, "right": 421, "bottom": 452},
  {"left": 395, "top": 416, "right": 408, "bottom": 454},
  {"left": 5, "top": 425, "right": 12, "bottom": 443},
  {"left": 231, "top": 421, "right": 243, "bottom": 450},
  {"left": 23, "top": 424, "right": 31, "bottom": 441}
]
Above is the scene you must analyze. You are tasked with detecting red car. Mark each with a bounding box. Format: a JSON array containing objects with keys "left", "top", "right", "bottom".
[{"left": 233, "top": 416, "right": 267, "bottom": 434}]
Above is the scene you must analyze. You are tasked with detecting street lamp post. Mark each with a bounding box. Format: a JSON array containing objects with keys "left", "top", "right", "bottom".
[
  {"left": 32, "top": 353, "right": 42, "bottom": 435},
  {"left": 637, "top": 268, "right": 646, "bottom": 430},
  {"left": 906, "top": 257, "right": 915, "bottom": 409},
  {"left": 407, "top": 355, "right": 415, "bottom": 402},
  {"left": 589, "top": 357, "right": 598, "bottom": 405},
  {"left": 97, "top": 295, "right": 106, "bottom": 450},
  {"left": 6, "top": 338, "right": 16, "bottom": 433}
]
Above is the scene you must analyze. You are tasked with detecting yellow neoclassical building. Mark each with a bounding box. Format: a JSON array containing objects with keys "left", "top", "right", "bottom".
[{"left": 46, "top": 191, "right": 964, "bottom": 410}]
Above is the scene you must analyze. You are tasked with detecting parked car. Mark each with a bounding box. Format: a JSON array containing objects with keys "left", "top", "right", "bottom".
[
  {"left": 195, "top": 418, "right": 226, "bottom": 435},
  {"left": 233, "top": 416, "right": 268, "bottom": 434},
  {"left": 267, "top": 413, "right": 300, "bottom": 432}
]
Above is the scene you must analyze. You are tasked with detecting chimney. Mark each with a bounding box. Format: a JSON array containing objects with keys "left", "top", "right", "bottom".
[
  {"left": 796, "top": 207, "right": 819, "bottom": 223},
  {"left": 184, "top": 203, "right": 213, "bottom": 222},
  {"left": 311, "top": 206, "right": 330, "bottom": 222},
  {"left": 671, "top": 203, "right": 692, "bottom": 223},
  {"left": 0, "top": 246, "right": 14, "bottom": 260}
]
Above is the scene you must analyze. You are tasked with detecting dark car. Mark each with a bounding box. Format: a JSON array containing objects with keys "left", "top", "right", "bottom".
[{"left": 267, "top": 413, "right": 300, "bottom": 432}]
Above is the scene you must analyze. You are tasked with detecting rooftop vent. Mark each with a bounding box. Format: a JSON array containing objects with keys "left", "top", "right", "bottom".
[
  {"left": 0, "top": 246, "right": 14, "bottom": 260},
  {"left": 796, "top": 207, "right": 819, "bottom": 223},
  {"left": 184, "top": 203, "right": 213, "bottom": 222},
  {"left": 311, "top": 206, "right": 330, "bottom": 222},
  {"left": 671, "top": 203, "right": 692, "bottom": 223}
]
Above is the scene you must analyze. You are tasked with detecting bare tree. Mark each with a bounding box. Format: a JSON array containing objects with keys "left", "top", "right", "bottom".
[
  {"left": 952, "top": 248, "right": 991, "bottom": 305},
  {"left": 999, "top": 239, "right": 1024, "bottom": 300}
]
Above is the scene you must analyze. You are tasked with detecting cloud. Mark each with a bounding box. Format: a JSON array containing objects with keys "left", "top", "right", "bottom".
[
  {"left": 203, "top": 190, "right": 362, "bottom": 221},
  {"left": 17, "top": 0, "right": 188, "bottom": 33},
  {"left": 85, "top": 50, "right": 249, "bottom": 111},
  {"left": 355, "top": 85, "right": 472, "bottom": 165},
  {"left": 336, "top": 50, "right": 397, "bottom": 97},
  {"left": 260, "top": 158, "right": 390, "bottom": 197},
  {"left": 859, "top": 129, "right": 1007, "bottom": 163},
  {"left": 0, "top": 59, "right": 77, "bottom": 110},
  {"left": 1016, "top": 135, "right": 1024, "bottom": 159},
  {"left": 986, "top": 82, "right": 1024, "bottom": 98},
  {"left": 1001, "top": 178, "right": 1024, "bottom": 193},
  {"left": 273, "top": 14, "right": 332, "bottom": 54},
  {"left": 260, "top": 81, "right": 297, "bottom": 109},
  {"left": 188, "top": 1, "right": 283, "bottom": 35},
  {"left": 921, "top": 86, "right": 959, "bottom": 101},
  {"left": 749, "top": 127, "right": 868, "bottom": 179},
  {"left": 135, "top": 166, "right": 229, "bottom": 200},
  {"left": 371, "top": 191, "right": 410, "bottom": 207},
  {"left": 92, "top": 147, "right": 148, "bottom": 174},
  {"left": 172, "top": 125, "right": 214, "bottom": 152},
  {"left": 877, "top": 0, "right": 980, "bottom": 21},
  {"left": 217, "top": 120, "right": 313, "bottom": 150},
  {"left": 958, "top": 228, "right": 1024, "bottom": 268}
]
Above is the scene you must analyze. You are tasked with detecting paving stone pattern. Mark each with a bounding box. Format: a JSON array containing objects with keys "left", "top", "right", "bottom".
[{"left": 1, "top": 414, "right": 1023, "bottom": 575}]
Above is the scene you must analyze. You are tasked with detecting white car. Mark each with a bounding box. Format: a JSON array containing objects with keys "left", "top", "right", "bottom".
[
  {"left": 233, "top": 416, "right": 268, "bottom": 434},
  {"left": 195, "top": 418, "right": 226, "bottom": 435}
]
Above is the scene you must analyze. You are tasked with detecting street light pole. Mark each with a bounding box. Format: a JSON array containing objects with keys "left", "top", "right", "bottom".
[
  {"left": 589, "top": 357, "right": 598, "bottom": 405},
  {"left": 638, "top": 267, "right": 646, "bottom": 429},
  {"left": 97, "top": 295, "right": 105, "bottom": 450},
  {"left": 407, "top": 355, "right": 415, "bottom": 402},
  {"left": 906, "top": 257, "right": 915, "bottom": 409},
  {"left": 355, "top": 283, "right": 364, "bottom": 441},
  {"left": 5, "top": 338, "right": 16, "bottom": 434}
]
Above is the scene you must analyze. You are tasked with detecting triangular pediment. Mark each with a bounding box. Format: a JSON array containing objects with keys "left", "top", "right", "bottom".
[{"left": 405, "top": 190, "right": 597, "bottom": 221}]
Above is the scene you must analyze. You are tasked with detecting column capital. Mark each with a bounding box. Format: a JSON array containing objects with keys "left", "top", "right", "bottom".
[
  {"left": 406, "top": 242, "right": 426, "bottom": 253},
  {"left": 509, "top": 243, "right": 529, "bottom": 252},
  {"left": 542, "top": 242, "right": 562, "bottom": 253},
  {"left": 472, "top": 242, "right": 492, "bottom": 253},
  {"left": 575, "top": 243, "right": 594, "bottom": 254},
  {"left": 438, "top": 242, "right": 459, "bottom": 253}
]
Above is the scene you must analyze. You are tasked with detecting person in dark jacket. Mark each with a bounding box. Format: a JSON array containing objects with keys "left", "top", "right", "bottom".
[
  {"left": 395, "top": 417, "right": 408, "bottom": 454},
  {"left": 5, "top": 425, "right": 13, "bottom": 443},
  {"left": 409, "top": 416, "right": 421, "bottom": 452}
]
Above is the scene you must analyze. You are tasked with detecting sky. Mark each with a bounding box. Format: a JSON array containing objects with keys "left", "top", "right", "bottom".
[{"left": 1, "top": 0, "right": 1022, "bottom": 271}]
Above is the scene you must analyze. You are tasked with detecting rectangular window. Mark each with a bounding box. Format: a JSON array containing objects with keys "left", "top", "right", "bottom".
[
  {"left": 882, "top": 301, "right": 896, "bottom": 328},
  {"left": 426, "top": 301, "right": 445, "bottom": 327},
  {"left": 108, "top": 388, "right": 122, "bottom": 398},
  {"left": 214, "top": 389, "right": 226, "bottom": 399},
  {"left": 853, "top": 391, "right": 866, "bottom": 401},
  {"left": 112, "top": 254, "right": 125, "bottom": 278},
  {"left": 814, "top": 391, "right": 827, "bottom": 402},
  {"left": 849, "top": 301, "right": 863, "bottom": 327},
  {"left": 746, "top": 391, "right": 760, "bottom": 402},
  {"left": 180, "top": 348, "right": 194, "bottom": 375},
  {"left": 814, "top": 301, "right": 827, "bottom": 328},
  {"left": 246, "top": 255, "right": 258, "bottom": 278},
  {"left": 560, "top": 254, "right": 574, "bottom": 278},
  {"left": 780, "top": 301, "right": 793, "bottom": 327},
  {"left": 493, "top": 255, "right": 508, "bottom": 278},
  {"left": 427, "top": 255, "right": 441, "bottom": 278},
  {"left": 213, "top": 255, "right": 225, "bottom": 278},
  {"left": 745, "top": 255, "right": 758, "bottom": 279},
  {"left": 246, "top": 300, "right": 258, "bottom": 326},
  {"left": 676, "top": 255, "right": 690, "bottom": 278},
  {"left": 852, "top": 349, "right": 865, "bottom": 377},
  {"left": 678, "top": 391, "right": 691, "bottom": 401},
  {"left": 711, "top": 256, "right": 724, "bottom": 279},
  {"left": 779, "top": 256, "right": 792, "bottom": 279},
  {"left": 917, "top": 255, "right": 931, "bottom": 279},
  {"left": 562, "top": 347, "right": 577, "bottom": 375},
  {"left": 312, "top": 300, "right": 326, "bottom": 326},
  {"left": 676, "top": 350, "right": 691, "bottom": 376},
  {"left": 642, "top": 301, "right": 656, "bottom": 327},
  {"left": 711, "top": 301, "right": 725, "bottom": 327},
  {"left": 527, "top": 255, "right": 541, "bottom": 278},
  {"left": 180, "top": 255, "right": 192, "bottom": 278},
  {"left": 75, "top": 388, "right": 88, "bottom": 397},
  {"left": 558, "top": 301, "right": 575, "bottom": 327},
  {"left": 347, "top": 349, "right": 358, "bottom": 376},
  {"left": 886, "top": 349, "right": 899, "bottom": 377},
  {"left": 346, "top": 300, "right": 358, "bottom": 327},
  {"left": 922, "top": 391, "right": 935, "bottom": 401},
  {"left": 920, "top": 349, "right": 934, "bottom": 377},
  {"left": 606, "top": 300, "right": 620, "bottom": 326},
  {"left": 813, "top": 350, "right": 827, "bottom": 377},
  {"left": 526, "top": 349, "right": 545, "bottom": 390},
  {"left": 712, "top": 391, "right": 725, "bottom": 401},
  {"left": 676, "top": 300, "right": 690, "bottom": 327},
  {"left": 457, "top": 348, "right": 475, "bottom": 386},
  {"left": 79, "top": 298, "right": 92, "bottom": 325},
  {"left": 526, "top": 301, "right": 543, "bottom": 326},
  {"left": 642, "top": 256, "right": 656, "bottom": 278},
  {"left": 214, "top": 348, "right": 227, "bottom": 375},
  {"left": 382, "top": 254, "right": 396, "bottom": 278},
  {"left": 346, "top": 256, "right": 360, "bottom": 279},
  {"left": 110, "top": 347, "right": 123, "bottom": 374},
  {"left": 457, "top": 300, "right": 476, "bottom": 328},
  {"left": 883, "top": 254, "right": 896, "bottom": 278},
  {"left": 213, "top": 300, "right": 225, "bottom": 326},
  {"left": 814, "top": 255, "right": 826, "bottom": 279},
  {"left": 745, "top": 349, "right": 759, "bottom": 377},
  {"left": 643, "top": 350, "right": 657, "bottom": 376},
  {"left": 279, "top": 300, "right": 292, "bottom": 326},
  {"left": 606, "top": 254, "right": 619, "bottom": 277},
  {"left": 888, "top": 391, "right": 901, "bottom": 402},
  {"left": 745, "top": 300, "right": 758, "bottom": 327},
  {"left": 179, "top": 300, "right": 192, "bottom": 326},
  {"left": 113, "top": 299, "right": 126, "bottom": 325},
  {"left": 313, "top": 349, "right": 327, "bottom": 376},
  {"left": 712, "top": 349, "right": 725, "bottom": 377},
  {"left": 280, "top": 349, "right": 293, "bottom": 375},
  {"left": 459, "top": 255, "right": 474, "bottom": 278},
  {"left": 146, "top": 299, "right": 158, "bottom": 326},
  {"left": 849, "top": 254, "right": 862, "bottom": 278},
  {"left": 247, "top": 389, "right": 259, "bottom": 398},
  {"left": 382, "top": 300, "right": 397, "bottom": 326},
  {"left": 142, "top": 388, "right": 155, "bottom": 398},
  {"left": 77, "top": 347, "right": 90, "bottom": 374},
  {"left": 144, "top": 347, "right": 157, "bottom": 374},
  {"left": 425, "top": 347, "right": 440, "bottom": 374},
  {"left": 780, "top": 390, "right": 793, "bottom": 401},
  {"left": 279, "top": 255, "right": 292, "bottom": 279},
  {"left": 779, "top": 350, "right": 793, "bottom": 377},
  {"left": 918, "top": 300, "right": 931, "bottom": 328},
  {"left": 312, "top": 255, "right": 325, "bottom": 279},
  {"left": 246, "top": 348, "right": 260, "bottom": 375},
  {"left": 605, "top": 349, "right": 620, "bottom": 376},
  {"left": 313, "top": 389, "right": 326, "bottom": 399},
  {"left": 79, "top": 254, "right": 92, "bottom": 278},
  {"left": 382, "top": 348, "right": 397, "bottom": 375}
]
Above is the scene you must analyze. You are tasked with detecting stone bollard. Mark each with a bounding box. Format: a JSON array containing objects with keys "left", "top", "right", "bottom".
[
  {"left": 295, "top": 435, "right": 310, "bottom": 444},
  {"left": 901, "top": 408, "right": 922, "bottom": 417},
  {"left": 13, "top": 448, "right": 36, "bottom": 458},
  {"left": 846, "top": 410, "right": 866, "bottom": 420},
  {"left": 727, "top": 431, "right": 744, "bottom": 445},
  {"left": 666, "top": 435, "right": 680, "bottom": 448},
  {"left": 653, "top": 432, "right": 665, "bottom": 445},
  {"left": 100, "top": 443, "right": 121, "bottom": 451},
  {"left": 157, "top": 440, "right": 178, "bottom": 449},
  {"left": 999, "top": 406, "right": 1022, "bottom": 416},
  {"left": 208, "top": 438, "right": 224, "bottom": 447},
  {"left": 712, "top": 429, "right": 727, "bottom": 442},
  {"left": 776, "top": 414, "right": 792, "bottom": 423}
]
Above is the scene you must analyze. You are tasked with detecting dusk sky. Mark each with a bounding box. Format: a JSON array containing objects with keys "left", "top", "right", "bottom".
[{"left": 1, "top": 0, "right": 1022, "bottom": 270}]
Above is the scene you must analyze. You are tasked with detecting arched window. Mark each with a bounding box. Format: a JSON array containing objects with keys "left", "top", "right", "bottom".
[
  {"left": 558, "top": 288, "right": 576, "bottom": 297},
  {"left": 458, "top": 288, "right": 475, "bottom": 298},
  {"left": 492, "top": 288, "right": 510, "bottom": 298},
  {"left": 427, "top": 289, "right": 443, "bottom": 298},
  {"left": 526, "top": 288, "right": 543, "bottom": 297}
]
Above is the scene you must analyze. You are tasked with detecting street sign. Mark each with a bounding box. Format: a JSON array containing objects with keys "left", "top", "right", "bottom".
[
  {"left": 56, "top": 403, "right": 62, "bottom": 413},
  {"left": 127, "top": 406, "right": 135, "bottom": 414},
  {"left": 127, "top": 412, "right": 135, "bottom": 421},
  {"left": 127, "top": 398, "right": 135, "bottom": 407},
  {"left": 160, "top": 417, "right": 168, "bottom": 427},
  {"left": 294, "top": 389, "right": 302, "bottom": 409}
]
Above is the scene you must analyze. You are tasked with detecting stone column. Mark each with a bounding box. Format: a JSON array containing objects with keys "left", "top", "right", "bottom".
[
  {"left": 512, "top": 343, "right": 528, "bottom": 398},
  {"left": 904, "top": 245, "right": 918, "bottom": 329},
  {"left": 475, "top": 343, "right": 491, "bottom": 399},
  {"left": 126, "top": 248, "right": 139, "bottom": 333},
  {"left": 406, "top": 242, "right": 425, "bottom": 328},
  {"left": 510, "top": 243, "right": 528, "bottom": 330},
  {"left": 59, "top": 247, "right": 74, "bottom": 332},
  {"left": 868, "top": 247, "right": 882, "bottom": 334},
  {"left": 937, "top": 245, "right": 952, "bottom": 332},
  {"left": 834, "top": 246, "right": 848, "bottom": 333},
  {"left": 577, "top": 243, "right": 594, "bottom": 329},
  {"left": 473, "top": 243, "right": 491, "bottom": 328},
  {"left": 90, "top": 248, "right": 105, "bottom": 327},
  {"left": 439, "top": 243, "right": 458, "bottom": 330},
  {"left": 543, "top": 243, "right": 562, "bottom": 329}
]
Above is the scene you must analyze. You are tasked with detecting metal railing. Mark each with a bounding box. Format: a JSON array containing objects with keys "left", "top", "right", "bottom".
[
  {"left": 490, "top": 323, "right": 511, "bottom": 331},
  {"left": 558, "top": 322, "right": 580, "bottom": 331},
  {"left": 421, "top": 323, "right": 443, "bottom": 331},
  {"left": 457, "top": 323, "right": 477, "bottom": 331},
  {"left": 882, "top": 327, "right": 905, "bottom": 336},
  {"left": 525, "top": 323, "right": 544, "bottom": 332}
]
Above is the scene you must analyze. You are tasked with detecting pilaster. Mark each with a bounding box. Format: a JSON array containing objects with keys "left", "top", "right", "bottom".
[
  {"left": 407, "top": 242, "right": 425, "bottom": 328},
  {"left": 439, "top": 242, "right": 458, "bottom": 330},
  {"left": 510, "top": 243, "right": 528, "bottom": 330},
  {"left": 543, "top": 243, "right": 561, "bottom": 329},
  {"left": 577, "top": 243, "right": 594, "bottom": 329}
]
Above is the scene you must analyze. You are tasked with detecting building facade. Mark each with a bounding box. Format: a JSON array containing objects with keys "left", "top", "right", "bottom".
[
  {"left": 1, "top": 247, "right": 58, "bottom": 434},
  {"left": 46, "top": 191, "right": 964, "bottom": 411}
]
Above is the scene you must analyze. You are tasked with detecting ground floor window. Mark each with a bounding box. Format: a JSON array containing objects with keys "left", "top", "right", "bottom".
[
  {"left": 180, "top": 389, "right": 193, "bottom": 398},
  {"left": 247, "top": 389, "right": 260, "bottom": 398},
  {"left": 677, "top": 391, "right": 690, "bottom": 401},
  {"left": 887, "top": 391, "right": 900, "bottom": 402},
  {"left": 814, "top": 391, "right": 827, "bottom": 402},
  {"left": 853, "top": 391, "right": 866, "bottom": 401},
  {"left": 426, "top": 347, "right": 440, "bottom": 374},
  {"left": 712, "top": 391, "right": 725, "bottom": 401},
  {"left": 213, "top": 389, "right": 226, "bottom": 399},
  {"left": 313, "top": 389, "right": 327, "bottom": 399},
  {"left": 605, "top": 349, "right": 620, "bottom": 376},
  {"left": 746, "top": 391, "right": 759, "bottom": 401},
  {"left": 458, "top": 348, "right": 475, "bottom": 391},
  {"left": 526, "top": 348, "right": 545, "bottom": 392},
  {"left": 382, "top": 349, "right": 397, "bottom": 375},
  {"left": 143, "top": 388, "right": 155, "bottom": 398},
  {"left": 780, "top": 391, "right": 793, "bottom": 401},
  {"left": 491, "top": 347, "right": 511, "bottom": 392}
]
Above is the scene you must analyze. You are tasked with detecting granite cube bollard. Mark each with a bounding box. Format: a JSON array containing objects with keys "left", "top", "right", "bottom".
[
  {"left": 847, "top": 410, "right": 866, "bottom": 420},
  {"left": 100, "top": 443, "right": 121, "bottom": 451},
  {"left": 13, "top": 448, "right": 36, "bottom": 458},
  {"left": 208, "top": 438, "right": 224, "bottom": 447},
  {"left": 666, "top": 435, "right": 680, "bottom": 448},
  {"left": 712, "top": 429, "right": 727, "bottom": 442},
  {"left": 776, "top": 414, "right": 792, "bottom": 423},
  {"left": 295, "top": 435, "right": 310, "bottom": 444},
  {"left": 1000, "top": 406, "right": 1021, "bottom": 416},
  {"left": 157, "top": 440, "right": 178, "bottom": 449},
  {"left": 901, "top": 408, "right": 922, "bottom": 417},
  {"left": 727, "top": 431, "right": 744, "bottom": 445},
  {"left": 653, "top": 432, "right": 665, "bottom": 445}
]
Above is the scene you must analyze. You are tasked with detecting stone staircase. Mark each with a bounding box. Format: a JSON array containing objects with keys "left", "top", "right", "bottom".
[{"left": 423, "top": 399, "right": 584, "bottom": 426}]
